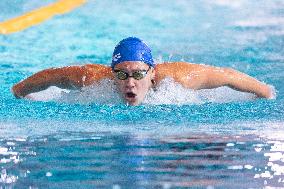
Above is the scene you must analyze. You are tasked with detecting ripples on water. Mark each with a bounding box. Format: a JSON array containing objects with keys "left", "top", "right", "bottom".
[
  {"left": 0, "top": 131, "right": 283, "bottom": 188},
  {"left": 0, "top": 0, "right": 284, "bottom": 188}
]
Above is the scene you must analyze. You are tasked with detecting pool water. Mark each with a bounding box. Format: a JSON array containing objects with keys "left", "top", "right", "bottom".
[{"left": 0, "top": 0, "right": 284, "bottom": 188}]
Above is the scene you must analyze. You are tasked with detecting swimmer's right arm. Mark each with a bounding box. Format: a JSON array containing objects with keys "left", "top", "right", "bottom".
[
  {"left": 12, "top": 66, "right": 86, "bottom": 98},
  {"left": 12, "top": 64, "right": 113, "bottom": 98}
]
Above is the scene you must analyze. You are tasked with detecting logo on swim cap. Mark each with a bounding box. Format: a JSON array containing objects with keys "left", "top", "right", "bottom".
[{"left": 111, "top": 37, "right": 155, "bottom": 69}]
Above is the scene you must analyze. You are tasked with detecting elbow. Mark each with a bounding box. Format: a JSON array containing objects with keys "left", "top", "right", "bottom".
[
  {"left": 56, "top": 76, "right": 83, "bottom": 89},
  {"left": 223, "top": 67, "right": 236, "bottom": 75},
  {"left": 11, "top": 83, "right": 24, "bottom": 98},
  {"left": 222, "top": 67, "right": 238, "bottom": 86}
]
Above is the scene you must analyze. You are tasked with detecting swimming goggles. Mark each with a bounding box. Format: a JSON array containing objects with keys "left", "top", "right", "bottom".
[{"left": 113, "top": 67, "right": 151, "bottom": 80}]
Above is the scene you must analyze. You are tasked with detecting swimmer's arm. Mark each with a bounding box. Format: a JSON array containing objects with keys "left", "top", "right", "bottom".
[
  {"left": 196, "top": 65, "right": 273, "bottom": 99},
  {"left": 12, "top": 65, "right": 94, "bottom": 98}
]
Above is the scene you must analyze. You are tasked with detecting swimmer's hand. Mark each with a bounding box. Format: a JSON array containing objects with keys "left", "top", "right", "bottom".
[
  {"left": 162, "top": 62, "right": 275, "bottom": 99},
  {"left": 204, "top": 67, "right": 275, "bottom": 99},
  {"left": 261, "top": 85, "right": 276, "bottom": 99}
]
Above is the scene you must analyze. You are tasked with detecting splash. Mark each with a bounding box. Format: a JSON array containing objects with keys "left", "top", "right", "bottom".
[
  {"left": 57, "top": 79, "right": 122, "bottom": 105},
  {"left": 28, "top": 78, "right": 258, "bottom": 105},
  {"left": 0, "top": 169, "right": 17, "bottom": 184},
  {"left": 144, "top": 78, "right": 202, "bottom": 105}
]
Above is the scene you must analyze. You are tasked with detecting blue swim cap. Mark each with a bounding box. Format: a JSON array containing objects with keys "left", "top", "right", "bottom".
[{"left": 111, "top": 37, "right": 155, "bottom": 69}]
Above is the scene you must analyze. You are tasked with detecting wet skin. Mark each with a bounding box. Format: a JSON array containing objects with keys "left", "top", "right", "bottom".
[
  {"left": 12, "top": 61, "right": 273, "bottom": 105},
  {"left": 113, "top": 61, "right": 155, "bottom": 106}
]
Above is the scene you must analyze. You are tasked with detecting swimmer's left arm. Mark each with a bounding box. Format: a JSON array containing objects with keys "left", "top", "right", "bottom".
[{"left": 195, "top": 65, "right": 273, "bottom": 99}]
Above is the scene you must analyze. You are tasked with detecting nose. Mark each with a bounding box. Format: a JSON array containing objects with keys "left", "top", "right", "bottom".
[{"left": 125, "top": 77, "right": 136, "bottom": 88}]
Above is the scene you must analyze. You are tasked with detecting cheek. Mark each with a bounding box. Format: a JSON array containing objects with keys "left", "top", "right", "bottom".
[
  {"left": 114, "top": 80, "right": 125, "bottom": 91},
  {"left": 137, "top": 79, "right": 151, "bottom": 92}
]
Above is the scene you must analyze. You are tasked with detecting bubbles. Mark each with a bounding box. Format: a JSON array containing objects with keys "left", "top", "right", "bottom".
[
  {"left": 57, "top": 79, "right": 122, "bottom": 105},
  {"left": 269, "top": 85, "right": 277, "bottom": 100},
  {"left": 26, "top": 86, "right": 69, "bottom": 102},
  {"left": 145, "top": 77, "right": 257, "bottom": 105},
  {"left": 46, "top": 172, "right": 52, "bottom": 177},
  {"left": 27, "top": 78, "right": 257, "bottom": 105},
  {"left": 144, "top": 78, "right": 202, "bottom": 105},
  {"left": 244, "top": 165, "right": 254, "bottom": 169},
  {"left": 226, "top": 143, "right": 235, "bottom": 147},
  {"left": 227, "top": 165, "right": 244, "bottom": 170},
  {"left": 0, "top": 169, "right": 17, "bottom": 184},
  {"left": 28, "top": 79, "right": 122, "bottom": 105}
]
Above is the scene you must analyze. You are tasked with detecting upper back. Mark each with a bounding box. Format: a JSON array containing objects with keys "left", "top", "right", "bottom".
[{"left": 154, "top": 62, "right": 202, "bottom": 85}]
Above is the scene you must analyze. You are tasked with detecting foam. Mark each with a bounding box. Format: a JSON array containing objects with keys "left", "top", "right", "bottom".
[
  {"left": 57, "top": 79, "right": 122, "bottom": 105},
  {"left": 0, "top": 119, "right": 283, "bottom": 140},
  {"left": 144, "top": 78, "right": 202, "bottom": 105},
  {"left": 28, "top": 78, "right": 258, "bottom": 105},
  {"left": 0, "top": 169, "right": 17, "bottom": 184}
]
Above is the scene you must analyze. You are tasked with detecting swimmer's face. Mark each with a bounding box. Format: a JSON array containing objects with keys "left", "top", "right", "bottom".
[{"left": 113, "top": 61, "right": 155, "bottom": 106}]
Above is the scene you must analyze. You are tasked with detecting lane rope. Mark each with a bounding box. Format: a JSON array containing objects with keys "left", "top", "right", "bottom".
[{"left": 0, "top": 0, "right": 86, "bottom": 34}]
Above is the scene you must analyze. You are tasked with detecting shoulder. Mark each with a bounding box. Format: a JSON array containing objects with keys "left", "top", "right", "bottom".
[
  {"left": 154, "top": 62, "right": 202, "bottom": 79},
  {"left": 80, "top": 64, "right": 114, "bottom": 86},
  {"left": 154, "top": 62, "right": 213, "bottom": 88},
  {"left": 155, "top": 61, "right": 218, "bottom": 73},
  {"left": 155, "top": 61, "right": 206, "bottom": 73},
  {"left": 82, "top": 64, "right": 112, "bottom": 72}
]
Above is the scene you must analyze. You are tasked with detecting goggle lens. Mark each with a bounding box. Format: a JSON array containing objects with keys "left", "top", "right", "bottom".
[
  {"left": 116, "top": 71, "right": 128, "bottom": 80},
  {"left": 114, "top": 68, "right": 150, "bottom": 80},
  {"left": 132, "top": 71, "right": 145, "bottom": 80}
]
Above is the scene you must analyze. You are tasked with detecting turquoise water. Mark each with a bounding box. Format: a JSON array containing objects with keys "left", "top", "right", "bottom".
[{"left": 0, "top": 0, "right": 284, "bottom": 188}]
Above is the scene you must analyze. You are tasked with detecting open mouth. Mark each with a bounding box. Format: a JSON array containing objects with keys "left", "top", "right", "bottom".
[{"left": 126, "top": 92, "right": 137, "bottom": 99}]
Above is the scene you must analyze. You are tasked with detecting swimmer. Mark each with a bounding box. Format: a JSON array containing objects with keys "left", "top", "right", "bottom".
[{"left": 12, "top": 37, "right": 273, "bottom": 105}]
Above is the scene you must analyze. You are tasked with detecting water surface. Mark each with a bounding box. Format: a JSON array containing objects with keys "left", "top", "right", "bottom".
[{"left": 0, "top": 0, "right": 283, "bottom": 188}]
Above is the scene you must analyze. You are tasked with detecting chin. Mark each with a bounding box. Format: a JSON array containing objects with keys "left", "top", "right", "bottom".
[
  {"left": 125, "top": 99, "right": 141, "bottom": 106},
  {"left": 126, "top": 101, "right": 139, "bottom": 106}
]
